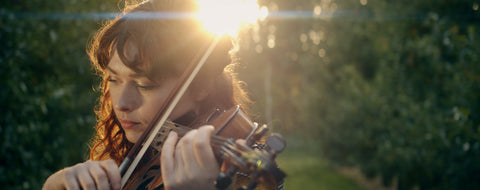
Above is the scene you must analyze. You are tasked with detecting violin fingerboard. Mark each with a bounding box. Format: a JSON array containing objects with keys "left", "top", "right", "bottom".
[{"left": 150, "top": 121, "right": 190, "bottom": 151}]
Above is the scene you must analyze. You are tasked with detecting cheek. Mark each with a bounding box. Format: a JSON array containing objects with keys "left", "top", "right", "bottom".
[
  {"left": 108, "top": 86, "right": 120, "bottom": 109},
  {"left": 144, "top": 92, "right": 197, "bottom": 122},
  {"left": 171, "top": 92, "right": 197, "bottom": 119},
  {"left": 139, "top": 91, "right": 170, "bottom": 120},
  {"left": 109, "top": 88, "right": 119, "bottom": 105}
]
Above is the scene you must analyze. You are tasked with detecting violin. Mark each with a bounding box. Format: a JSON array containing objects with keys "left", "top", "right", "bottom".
[
  {"left": 117, "top": 36, "right": 286, "bottom": 190},
  {"left": 122, "top": 105, "right": 286, "bottom": 190}
]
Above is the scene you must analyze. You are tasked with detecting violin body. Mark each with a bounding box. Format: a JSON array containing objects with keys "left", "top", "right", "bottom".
[{"left": 122, "top": 106, "right": 285, "bottom": 190}]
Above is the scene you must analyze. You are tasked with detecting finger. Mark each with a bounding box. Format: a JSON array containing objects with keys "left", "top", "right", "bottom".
[
  {"left": 63, "top": 168, "right": 81, "bottom": 190},
  {"left": 86, "top": 160, "right": 114, "bottom": 190},
  {"left": 161, "top": 131, "right": 178, "bottom": 185},
  {"left": 100, "top": 160, "right": 121, "bottom": 190},
  {"left": 175, "top": 130, "right": 191, "bottom": 181},
  {"left": 87, "top": 163, "right": 108, "bottom": 190},
  {"left": 235, "top": 139, "right": 247, "bottom": 146},
  {"left": 180, "top": 129, "right": 199, "bottom": 174},
  {"left": 193, "top": 125, "right": 217, "bottom": 170},
  {"left": 76, "top": 164, "right": 96, "bottom": 190}
]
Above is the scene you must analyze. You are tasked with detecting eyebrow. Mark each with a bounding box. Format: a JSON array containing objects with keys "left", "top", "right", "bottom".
[{"left": 107, "top": 66, "right": 148, "bottom": 78}]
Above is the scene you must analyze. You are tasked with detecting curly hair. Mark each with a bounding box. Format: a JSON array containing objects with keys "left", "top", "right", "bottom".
[{"left": 87, "top": 0, "right": 251, "bottom": 164}]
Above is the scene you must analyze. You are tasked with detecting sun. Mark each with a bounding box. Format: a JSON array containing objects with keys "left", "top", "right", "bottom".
[{"left": 195, "top": 0, "right": 268, "bottom": 37}]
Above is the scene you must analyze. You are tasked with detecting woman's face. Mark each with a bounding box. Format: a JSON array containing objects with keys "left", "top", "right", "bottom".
[{"left": 107, "top": 48, "right": 197, "bottom": 143}]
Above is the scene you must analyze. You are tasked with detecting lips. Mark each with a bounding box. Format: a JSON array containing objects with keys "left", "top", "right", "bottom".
[{"left": 120, "top": 119, "right": 140, "bottom": 129}]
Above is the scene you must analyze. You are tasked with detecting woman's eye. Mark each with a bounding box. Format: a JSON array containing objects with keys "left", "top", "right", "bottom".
[{"left": 137, "top": 84, "right": 158, "bottom": 90}]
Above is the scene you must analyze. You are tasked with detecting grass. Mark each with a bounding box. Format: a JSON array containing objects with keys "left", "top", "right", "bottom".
[{"left": 275, "top": 137, "right": 365, "bottom": 190}]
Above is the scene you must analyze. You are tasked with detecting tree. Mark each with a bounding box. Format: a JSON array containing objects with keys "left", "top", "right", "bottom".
[
  {"left": 0, "top": 0, "right": 116, "bottom": 188},
  {"left": 239, "top": 0, "right": 480, "bottom": 189}
]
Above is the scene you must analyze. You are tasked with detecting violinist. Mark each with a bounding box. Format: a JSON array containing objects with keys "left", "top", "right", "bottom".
[{"left": 43, "top": 0, "right": 283, "bottom": 189}]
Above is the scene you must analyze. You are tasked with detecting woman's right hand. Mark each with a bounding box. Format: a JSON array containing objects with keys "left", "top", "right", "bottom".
[{"left": 42, "top": 159, "right": 121, "bottom": 190}]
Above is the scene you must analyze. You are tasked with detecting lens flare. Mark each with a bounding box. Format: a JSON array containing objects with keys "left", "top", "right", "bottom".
[{"left": 196, "top": 0, "right": 268, "bottom": 36}]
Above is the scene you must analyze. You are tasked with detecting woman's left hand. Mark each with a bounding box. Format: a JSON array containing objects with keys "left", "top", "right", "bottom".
[{"left": 161, "top": 125, "right": 219, "bottom": 190}]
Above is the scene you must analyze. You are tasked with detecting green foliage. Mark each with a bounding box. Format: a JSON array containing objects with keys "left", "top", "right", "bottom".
[
  {"left": 0, "top": 0, "right": 117, "bottom": 189},
  {"left": 277, "top": 137, "right": 364, "bottom": 190},
  {"left": 239, "top": 0, "right": 480, "bottom": 189},
  {"left": 317, "top": 1, "right": 480, "bottom": 189}
]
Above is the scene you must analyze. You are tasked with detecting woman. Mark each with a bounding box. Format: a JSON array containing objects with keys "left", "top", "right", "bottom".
[{"left": 43, "top": 0, "right": 278, "bottom": 189}]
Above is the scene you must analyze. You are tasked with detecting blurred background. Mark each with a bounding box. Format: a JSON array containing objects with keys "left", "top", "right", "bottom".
[{"left": 1, "top": 0, "right": 479, "bottom": 189}]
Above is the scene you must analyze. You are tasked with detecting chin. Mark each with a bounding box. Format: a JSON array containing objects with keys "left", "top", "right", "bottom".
[{"left": 125, "top": 133, "right": 140, "bottom": 144}]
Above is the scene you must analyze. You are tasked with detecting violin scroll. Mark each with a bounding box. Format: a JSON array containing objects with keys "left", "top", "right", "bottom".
[{"left": 215, "top": 127, "right": 287, "bottom": 190}]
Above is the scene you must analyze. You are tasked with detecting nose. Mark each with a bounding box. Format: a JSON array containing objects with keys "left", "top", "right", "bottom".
[{"left": 114, "top": 84, "right": 140, "bottom": 113}]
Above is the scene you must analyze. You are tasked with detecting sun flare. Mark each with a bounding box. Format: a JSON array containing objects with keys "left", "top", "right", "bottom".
[{"left": 195, "top": 0, "right": 268, "bottom": 36}]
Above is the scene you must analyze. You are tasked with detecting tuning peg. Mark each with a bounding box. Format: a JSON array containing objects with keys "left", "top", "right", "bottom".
[
  {"left": 215, "top": 172, "right": 232, "bottom": 190},
  {"left": 266, "top": 134, "right": 286, "bottom": 154},
  {"left": 215, "top": 166, "right": 237, "bottom": 190},
  {"left": 247, "top": 124, "right": 268, "bottom": 146}
]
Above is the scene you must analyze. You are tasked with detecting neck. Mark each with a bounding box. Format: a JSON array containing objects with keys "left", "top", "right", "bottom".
[{"left": 173, "top": 110, "right": 197, "bottom": 126}]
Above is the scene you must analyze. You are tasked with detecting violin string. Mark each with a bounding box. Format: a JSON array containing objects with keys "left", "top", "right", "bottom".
[
  {"left": 159, "top": 124, "right": 248, "bottom": 158},
  {"left": 170, "top": 126, "right": 231, "bottom": 145},
  {"left": 224, "top": 142, "right": 243, "bottom": 156},
  {"left": 221, "top": 146, "right": 237, "bottom": 158},
  {"left": 211, "top": 136, "right": 230, "bottom": 145},
  {"left": 174, "top": 131, "right": 230, "bottom": 146},
  {"left": 223, "top": 140, "right": 244, "bottom": 156},
  {"left": 221, "top": 145, "right": 247, "bottom": 165}
]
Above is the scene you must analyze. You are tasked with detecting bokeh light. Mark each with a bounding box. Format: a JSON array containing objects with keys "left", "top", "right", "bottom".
[{"left": 195, "top": 0, "right": 268, "bottom": 36}]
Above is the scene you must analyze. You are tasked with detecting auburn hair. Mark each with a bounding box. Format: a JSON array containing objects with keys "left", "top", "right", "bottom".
[{"left": 87, "top": 0, "right": 250, "bottom": 164}]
